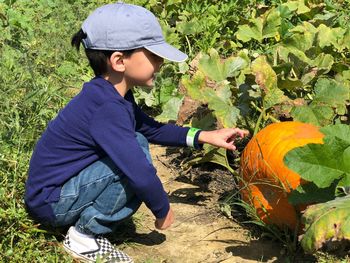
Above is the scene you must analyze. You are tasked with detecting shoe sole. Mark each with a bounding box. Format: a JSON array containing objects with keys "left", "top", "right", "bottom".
[
  {"left": 62, "top": 243, "right": 134, "bottom": 263},
  {"left": 63, "top": 243, "right": 93, "bottom": 262}
]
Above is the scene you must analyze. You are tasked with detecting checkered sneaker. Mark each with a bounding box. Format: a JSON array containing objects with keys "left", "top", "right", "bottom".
[{"left": 63, "top": 233, "right": 133, "bottom": 263}]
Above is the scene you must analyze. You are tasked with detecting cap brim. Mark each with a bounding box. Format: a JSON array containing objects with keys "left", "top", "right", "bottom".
[{"left": 145, "top": 42, "right": 188, "bottom": 62}]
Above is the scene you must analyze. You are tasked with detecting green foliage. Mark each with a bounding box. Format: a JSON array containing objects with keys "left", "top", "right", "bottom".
[
  {"left": 155, "top": 97, "right": 184, "bottom": 122},
  {"left": 182, "top": 144, "right": 236, "bottom": 175},
  {"left": 291, "top": 78, "right": 349, "bottom": 126},
  {"left": 181, "top": 1, "right": 349, "bottom": 175},
  {"left": 300, "top": 195, "right": 350, "bottom": 253},
  {"left": 182, "top": 48, "right": 250, "bottom": 128},
  {"left": 285, "top": 124, "right": 350, "bottom": 203},
  {"left": 236, "top": 7, "right": 281, "bottom": 43},
  {"left": 1, "top": 0, "right": 350, "bottom": 260},
  {"left": 0, "top": 0, "right": 102, "bottom": 261},
  {"left": 251, "top": 55, "right": 287, "bottom": 109},
  {"left": 284, "top": 123, "right": 350, "bottom": 254},
  {"left": 283, "top": 124, "right": 350, "bottom": 219}
]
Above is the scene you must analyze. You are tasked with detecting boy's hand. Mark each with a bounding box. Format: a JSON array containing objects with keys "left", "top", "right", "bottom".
[
  {"left": 198, "top": 128, "right": 249, "bottom": 151},
  {"left": 155, "top": 207, "right": 174, "bottom": 230}
]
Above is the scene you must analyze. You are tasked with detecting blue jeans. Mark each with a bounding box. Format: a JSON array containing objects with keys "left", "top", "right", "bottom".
[{"left": 50, "top": 133, "right": 151, "bottom": 235}]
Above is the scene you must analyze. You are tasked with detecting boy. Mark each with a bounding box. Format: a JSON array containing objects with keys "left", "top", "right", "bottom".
[{"left": 25, "top": 2, "right": 248, "bottom": 262}]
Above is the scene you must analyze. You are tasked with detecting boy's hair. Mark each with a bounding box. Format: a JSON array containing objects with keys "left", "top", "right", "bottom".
[{"left": 71, "top": 29, "right": 134, "bottom": 76}]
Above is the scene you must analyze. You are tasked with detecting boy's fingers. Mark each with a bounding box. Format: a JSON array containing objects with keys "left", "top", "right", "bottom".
[
  {"left": 227, "top": 143, "right": 236, "bottom": 151},
  {"left": 223, "top": 139, "right": 237, "bottom": 151},
  {"left": 232, "top": 128, "right": 249, "bottom": 138},
  {"left": 227, "top": 128, "right": 248, "bottom": 140}
]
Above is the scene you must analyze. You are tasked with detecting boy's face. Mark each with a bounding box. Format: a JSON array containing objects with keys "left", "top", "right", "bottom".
[{"left": 123, "top": 48, "right": 164, "bottom": 88}]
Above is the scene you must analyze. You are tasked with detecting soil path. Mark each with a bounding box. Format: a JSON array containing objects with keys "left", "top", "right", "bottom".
[{"left": 122, "top": 145, "right": 284, "bottom": 263}]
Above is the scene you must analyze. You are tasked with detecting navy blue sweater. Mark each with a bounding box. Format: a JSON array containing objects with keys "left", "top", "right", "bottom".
[{"left": 25, "top": 77, "right": 198, "bottom": 223}]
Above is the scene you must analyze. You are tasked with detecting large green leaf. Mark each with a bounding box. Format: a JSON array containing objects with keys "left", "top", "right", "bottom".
[
  {"left": 236, "top": 20, "right": 263, "bottom": 43},
  {"left": 321, "top": 124, "right": 350, "bottom": 144},
  {"left": 280, "top": 0, "right": 310, "bottom": 15},
  {"left": 176, "top": 17, "right": 203, "bottom": 35},
  {"left": 155, "top": 96, "right": 184, "bottom": 122},
  {"left": 251, "top": 56, "right": 287, "bottom": 109},
  {"left": 182, "top": 72, "right": 206, "bottom": 101},
  {"left": 182, "top": 144, "right": 235, "bottom": 174},
  {"left": 291, "top": 104, "right": 334, "bottom": 126},
  {"left": 198, "top": 49, "right": 244, "bottom": 82},
  {"left": 285, "top": 22, "right": 317, "bottom": 52},
  {"left": 236, "top": 8, "right": 281, "bottom": 43},
  {"left": 317, "top": 24, "right": 346, "bottom": 50},
  {"left": 135, "top": 88, "right": 157, "bottom": 107},
  {"left": 182, "top": 71, "right": 240, "bottom": 127},
  {"left": 311, "top": 53, "right": 334, "bottom": 73},
  {"left": 295, "top": 0, "right": 310, "bottom": 14},
  {"left": 288, "top": 182, "right": 337, "bottom": 205},
  {"left": 285, "top": 124, "right": 350, "bottom": 189},
  {"left": 300, "top": 195, "right": 350, "bottom": 253},
  {"left": 339, "top": 29, "right": 350, "bottom": 51},
  {"left": 291, "top": 78, "right": 348, "bottom": 125},
  {"left": 190, "top": 112, "right": 216, "bottom": 131},
  {"left": 201, "top": 83, "right": 241, "bottom": 127},
  {"left": 263, "top": 8, "right": 282, "bottom": 39},
  {"left": 313, "top": 78, "right": 349, "bottom": 114},
  {"left": 157, "top": 77, "right": 179, "bottom": 105}
]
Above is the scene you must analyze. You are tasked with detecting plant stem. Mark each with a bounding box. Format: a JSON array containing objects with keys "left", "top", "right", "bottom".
[
  {"left": 251, "top": 101, "right": 280, "bottom": 127},
  {"left": 253, "top": 106, "right": 264, "bottom": 136},
  {"left": 185, "top": 35, "right": 192, "bottom": 56}
]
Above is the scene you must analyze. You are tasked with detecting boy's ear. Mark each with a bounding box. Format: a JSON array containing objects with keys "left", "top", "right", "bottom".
[{"left": 109, "top": 51, "right": 125, "bottom": 72}]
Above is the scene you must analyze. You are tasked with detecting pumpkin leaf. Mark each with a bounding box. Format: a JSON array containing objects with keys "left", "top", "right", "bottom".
[
  {"left": 227, "top": 56, "right": 249, "bottom": 78},
  {"left": 288, "top": 182, "right": 337, "bottom": 205},
  {"left": 285, "top": 124, "right": 350, "bottom": 189},
  {"left": 317, "top": 24, "right": 346, "bottom": 50},
  {"left": 182, "top": 71, "right": 206, "bottom": 101},
  {"left": 284, "top": 22, "right": 317, "bottom": 52},
  {"left": 251, "top": 56, "right": 288, "bottom": 109},
  {"left": 311, "top": 53, "right": 334, "bottom": 73},
  {"left": 155, "top": 96, "right": 184, "bottom": 122},
  {"left": 291, "top": 78, "right": 348, "bottom": 126},
  {"left": 236, "top": 23, "right": 263, "bottom": 43},
  {"left": 236, "top": 8, "right": 281, "bottom": 43},
  {"left": 204, "top": 86, "right": 241, "bottom": 127},
  {"left": 176, "top": 18, "right": 203, "bottom": 35},
  {"left": 190, "top": 112, "right": 216, "bottom": 131},
  {"left": 201, "top": 144, "right": 232, "bottom": 171},
  {"left": 295, "top": 0, "right": 310, "bottom": 14},
  {"left": 198, "top": 49, "right": 236, "bottom": 82},
  {"left": 182, "top": 71, "right": 241, "bottom": 127},
  {"left": 321, "top": 124, "right": 350, "bottom": 145},
  {"left": 313, "top": 78, "right": 349, "bottom": 109},
  {"left": 300, "top": 195, "right": 350, "bottom": 253},
  {"left": 291, "top": 104, "right": 334, "bottom": 127},
  {"left": 182, "top": 144, "right": 235, "bottom": 174}
]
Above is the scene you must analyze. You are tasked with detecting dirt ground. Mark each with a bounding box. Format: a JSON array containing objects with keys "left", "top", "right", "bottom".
[{"left": 117, "top": 145, "right": 288, "bottom": 263}]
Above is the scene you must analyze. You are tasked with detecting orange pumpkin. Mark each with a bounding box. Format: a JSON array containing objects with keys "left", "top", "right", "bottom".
[{"left": 240, "top": 121, "right": 324, "bottom": 229}]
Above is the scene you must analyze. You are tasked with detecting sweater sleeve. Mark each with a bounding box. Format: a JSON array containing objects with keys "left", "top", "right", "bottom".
[
  {"left": 134, "top": 104, "right": 203, "bottom": 149},
  {"left": 89, "top": 102, "right": 169, "bottom": 218},
  {"left": 134, "top": 104, "right": 191, "bottom": 146}
]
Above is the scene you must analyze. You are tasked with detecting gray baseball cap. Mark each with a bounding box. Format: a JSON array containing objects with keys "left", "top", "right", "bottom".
[{"left": 81, "top": 2, "right": 188, "bottom": 62}]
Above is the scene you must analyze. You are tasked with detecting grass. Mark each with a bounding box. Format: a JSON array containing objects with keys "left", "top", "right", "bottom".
[{"left": 316, "top": 253, "right": 350, "bottom": 263}]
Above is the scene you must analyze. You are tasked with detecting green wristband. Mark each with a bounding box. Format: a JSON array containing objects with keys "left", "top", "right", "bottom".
[{"left": 186, "top": 128, "right": 201, "bottom": 147}]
